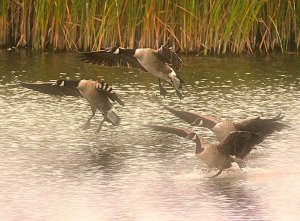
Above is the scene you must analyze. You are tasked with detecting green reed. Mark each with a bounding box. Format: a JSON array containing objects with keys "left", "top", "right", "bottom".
[{"left": 0, "top": 0, "right": 299, "bottom": 54}]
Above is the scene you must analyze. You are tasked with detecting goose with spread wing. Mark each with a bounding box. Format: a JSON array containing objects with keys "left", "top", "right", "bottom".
[
  {"left": 77, "top": 45, "right": 184, "bottom": 99},
  {"left": 12, "top": 75, "right": 124, "bottom": 133},
  {"left": 158, "top": 103, "right": 288, "bottom": 142},
  {"left": 149, "top": 125, "right": 262, "bottom": 178}
]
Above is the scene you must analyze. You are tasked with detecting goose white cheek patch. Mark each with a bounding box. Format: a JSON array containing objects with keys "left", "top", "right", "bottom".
[{"left": 59, "top": 81, "right": 64, "bottom": 86}]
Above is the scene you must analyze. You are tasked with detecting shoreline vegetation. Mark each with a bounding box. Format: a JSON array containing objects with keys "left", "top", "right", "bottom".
[{"left": 0, "top": 0, "right": 299, "bottom": 54}]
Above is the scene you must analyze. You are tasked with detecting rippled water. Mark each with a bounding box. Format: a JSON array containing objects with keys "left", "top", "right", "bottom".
[{"left": 0, "top": 50, "right": 300, "bottom": 221}]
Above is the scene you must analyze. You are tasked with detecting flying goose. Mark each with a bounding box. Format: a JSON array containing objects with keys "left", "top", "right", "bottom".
[
  {"left": 12, "top": 75, "right": 124, "bottom": 133},
  {"left": 77, "top": 45, "right": 184, "bottom": 99},
  {"left": 158, "top": 103, "right": 288, "bottom": 142},
  {"left": 149, "top": 125, "right": 262, "bottom": 178}
]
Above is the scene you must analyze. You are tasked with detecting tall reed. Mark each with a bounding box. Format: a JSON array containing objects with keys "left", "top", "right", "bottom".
[{"left": 0, "top": 0, "right": 299, "bottom": 54}]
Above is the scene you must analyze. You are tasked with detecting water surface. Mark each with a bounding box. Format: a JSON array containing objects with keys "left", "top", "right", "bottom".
[{"left": 0, "top": 50, "right": 299, "bottom": 221}]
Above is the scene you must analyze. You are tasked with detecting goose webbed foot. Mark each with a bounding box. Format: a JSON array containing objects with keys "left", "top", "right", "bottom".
[
  {"left": 209, "top": 169, "right": 223, "bottom": 178},
  {"left": 160, "top": 87, "right": 168, "bottom": 97},
  {"left": 81, "top": 121, "right": 91, "bottom": 130}
]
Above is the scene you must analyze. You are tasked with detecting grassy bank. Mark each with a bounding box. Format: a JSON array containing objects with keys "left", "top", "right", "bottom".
[{"left": 0, "top": 0, "right": 299, "bottom": 54}]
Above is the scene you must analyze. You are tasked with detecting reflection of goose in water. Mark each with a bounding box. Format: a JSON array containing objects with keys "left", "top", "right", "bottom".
[
  {"left": 12, "top": 75, "right": 124, "bottom": 133},
  {"left": 203, "top": 178, "right": 265, "bottom": 220},
  {"left": 158, "top": 102, "right": 288, "bottom": 142},
  {"left": 85, "top": 142, "right": 129, "bottom": 176},
  {"left": 77, "top": 45, "right": 184, "bottom": 99},
  {"left": 148, "top": 125, "right": 262, "bottom": 178}
]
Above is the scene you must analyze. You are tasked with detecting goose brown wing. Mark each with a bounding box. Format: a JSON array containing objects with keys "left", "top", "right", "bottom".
[
  {"left": 155, "top": 45, "right": 182, "bottom": 70},
  {"left": 161, "top": 105, "right": 220, "bottom": 128},
  {"left": 12, "top": 75, "right": 82, "bottom": 97},
  {"left": 95, "top": 81, "right": 125, "bottom": 106},
  {"left": 217, "top": 131, "right": 263, "bottom": 159},
  {"left": 236, "top": 113, "right": 288, "bottom": 139},
  {"left": 77, "top": 47, "right": 147, "bottom": 71},
  {"left": 149, "top": 125, "right": 191, "bottom": 138},
  {"left": 148, "top": 125, "right": 203, "bottom": 150},
  {"left": 148, "top": 125, "right": 201, "bottom": 143}
]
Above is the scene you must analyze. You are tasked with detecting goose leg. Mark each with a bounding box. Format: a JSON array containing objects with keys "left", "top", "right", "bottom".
[
  {"left": 95, "top": 118, "right": 105, "bottom": 134},
  {"left": 158, "top": 79, "right": 167, "bottom": 97},
  {"left": 209, "top": 169, "right": 223, "bottom": 178},
  {"left": 168, "top": 76, "right": 183, "bottom": 100},
  {"left": 174, "top": 88, "right": 183, "bottom": 99},
  {"left": 81, "top": 107, "right": 96, "bottom": 130}
]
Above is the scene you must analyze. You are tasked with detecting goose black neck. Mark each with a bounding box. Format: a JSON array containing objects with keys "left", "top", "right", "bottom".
[{"left": 194, "top": 136, "right": 204, "bottom": 154}]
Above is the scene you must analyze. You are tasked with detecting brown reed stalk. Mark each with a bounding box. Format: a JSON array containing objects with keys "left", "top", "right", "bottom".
[{"left": 0, "top": 0, "right": 299, "bottom": 54}]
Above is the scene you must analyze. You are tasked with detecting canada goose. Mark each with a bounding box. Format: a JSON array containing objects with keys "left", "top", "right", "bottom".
[
  {"left": 149, "top": 125, "right": 262, "bottom": 178},
  {"left": 77, "top": 45, "right": 184, "bottom": 99},
  {"left": 157, "top": 102, "right": 288, "bottom": 142},
  {"left": 12, "top": 75, "right": 124, "bottom": 133}
]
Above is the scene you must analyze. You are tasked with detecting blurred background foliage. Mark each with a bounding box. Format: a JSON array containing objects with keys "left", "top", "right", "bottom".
[{"left": 0, "top": 0, "right": 299, "bottom": 54}]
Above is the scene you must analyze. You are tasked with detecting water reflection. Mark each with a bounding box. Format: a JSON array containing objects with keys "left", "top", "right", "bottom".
[
  {"left": 0, "top": 50, "right": 299, "bottom": 220},
  {"left": 206, "top": 179, "right": 265, "bottom": 220}
]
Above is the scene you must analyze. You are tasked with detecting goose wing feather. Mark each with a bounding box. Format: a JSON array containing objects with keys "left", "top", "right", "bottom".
[
  {"left": 236, "top": 113, "right": 288, "bottom": 139},
  {"left": 155, "top": 45, "right": 182, "bottom": 70},
  {"left": 217, "top": 131, "right": 263, "bottom": 159},
  {"left": 12, "top": 75, "right": 82, "bottom": 97},
  {"left": 148, "top": 125, "right": 203, "bottom": 150},
  {"left": 162, "top": 105, "right": 220, "bottom": 127},
  {"left": 95, "top": 81, "right": 125, "bottom": 106},
  {"left": 77, "top": 47, "right": 147, "bottom": 71}
]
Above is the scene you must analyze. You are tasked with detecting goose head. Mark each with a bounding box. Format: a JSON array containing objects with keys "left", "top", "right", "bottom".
[{"left": 185, "top": 132, "right": 204, "bottom": 154}]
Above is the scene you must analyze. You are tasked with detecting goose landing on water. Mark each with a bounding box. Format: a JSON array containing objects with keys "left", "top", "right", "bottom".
[
  {"left": 148, "top": 125, "right": 263, "bottom": 178},
  {"left": 156, "top": 101, "right": 288, "bottom": 142},
  {"left": 77, "top": 45, "right": 184, "bottom": 99},
  {"left": 12, "top": 75, "right": 124, "bottom": 133}
]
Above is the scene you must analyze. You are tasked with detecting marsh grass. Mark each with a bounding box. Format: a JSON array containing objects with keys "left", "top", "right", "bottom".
[{"left": 0, "top": 0, "right": 299, "bottom": 54}]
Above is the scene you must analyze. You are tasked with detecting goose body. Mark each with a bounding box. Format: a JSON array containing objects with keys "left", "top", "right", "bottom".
[
  {"left": 76, "top": 80, "right": 112, "bottom": 113},
  {"left": 12, "top": 75, "right": 124, "bottom": 133},
  {"left": 149, "top": 125, "right": 261, "bottom": 177},
  {"left": 212, "top": 120, "right": 238, "bottom": 141},
  {"left": 77, "top": 45, "right": 184, "bottom": 99},
  {"left": 159, "top": 104, "right": 288, "bottom": 142},
  {"left": 197, "top": 143, "right": 232, "bottom": 170}
]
